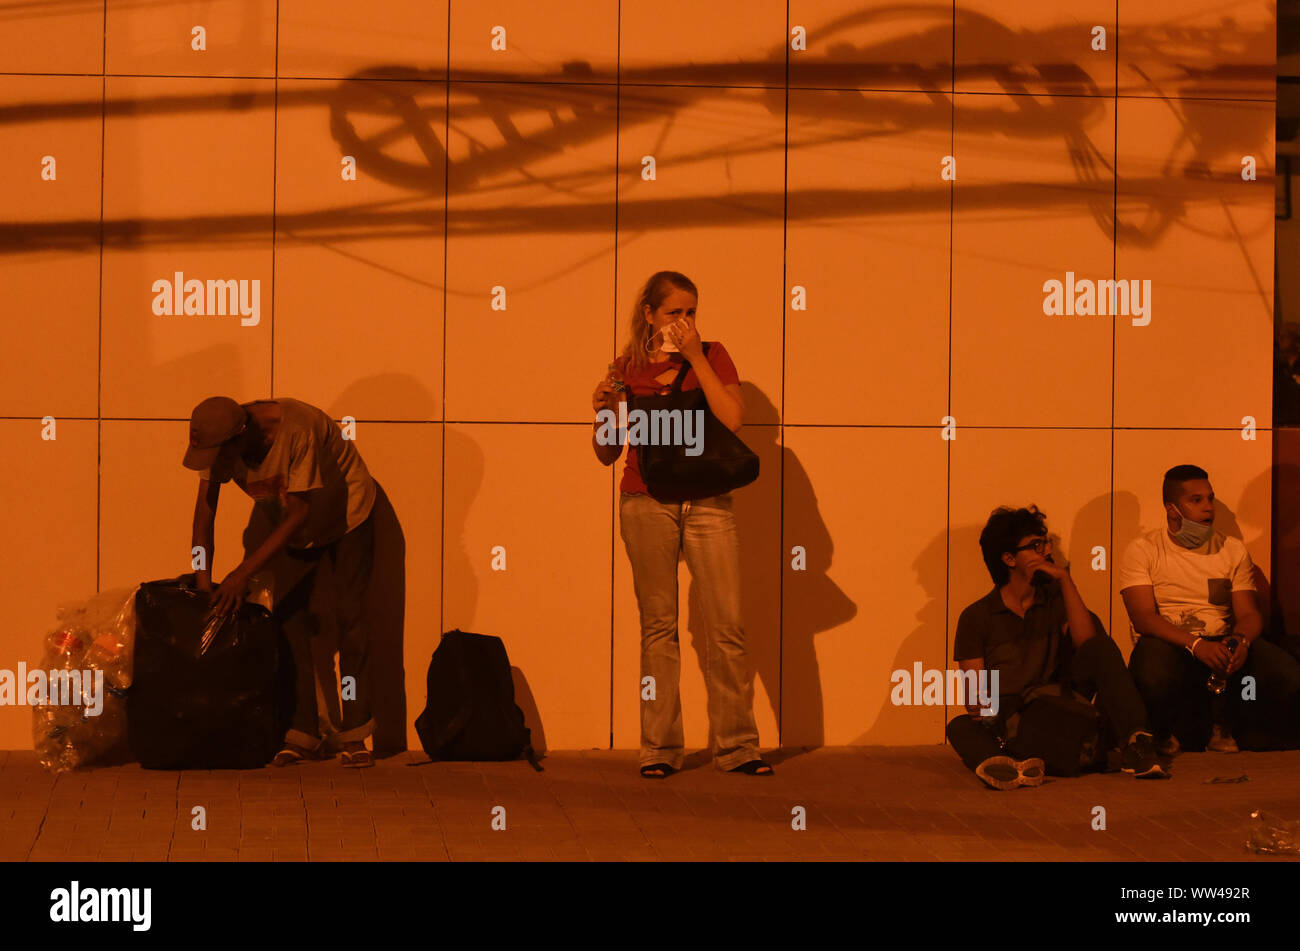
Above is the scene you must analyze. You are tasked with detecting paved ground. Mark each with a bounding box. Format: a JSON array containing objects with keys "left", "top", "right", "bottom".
[{"left": 1, "top": 746, "right": 1297, "bottom": 861}]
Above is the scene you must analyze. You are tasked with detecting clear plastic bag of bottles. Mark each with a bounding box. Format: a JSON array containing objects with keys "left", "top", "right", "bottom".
[
  {"left": 1246, "top": 809, "right": 1300, "bottom": 855},
  {"left": 32, "top": 587, "right": 137, "bottom": 773}
]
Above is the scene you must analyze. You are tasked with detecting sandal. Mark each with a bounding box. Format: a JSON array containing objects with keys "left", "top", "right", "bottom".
[
  {"left": 729, "top": 759, "right": 774, "bottom": 776},
  {"left": 640, "top": 763, "right": 675, "bottom": 779},
  {"left": 340, "top": 746, "right": 374, "bottom": 769},
  {"left": 271, "top": 742, "right": 315, "bottom": 767}
]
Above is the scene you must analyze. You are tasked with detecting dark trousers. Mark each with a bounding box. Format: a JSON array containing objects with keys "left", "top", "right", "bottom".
[
  {"left": 1129, "top": 634, "right": 1300, "bottom": 751},
  {"left": 274, "top": 512, "right": 376, "bottom": 744},
  {"left": 947, "top": 634, "right": 1150, "bottom": 772}
]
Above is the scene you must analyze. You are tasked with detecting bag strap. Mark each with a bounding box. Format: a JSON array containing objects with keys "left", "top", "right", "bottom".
[{"left": 669, "top": 341, "right": 710, "bottom": 394}]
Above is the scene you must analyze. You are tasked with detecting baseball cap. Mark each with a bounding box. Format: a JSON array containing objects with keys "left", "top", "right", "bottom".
[{"left": 182, "top": 397, "right": 249, "bottom": 470}]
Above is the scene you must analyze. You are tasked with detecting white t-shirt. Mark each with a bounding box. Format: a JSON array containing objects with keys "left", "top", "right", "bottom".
[
  {"left": 1117, "top": 527, "right": 1256, "bottom": 637},
  {"left": 200, "top": 398, "right": 376, "bottom": 549}
]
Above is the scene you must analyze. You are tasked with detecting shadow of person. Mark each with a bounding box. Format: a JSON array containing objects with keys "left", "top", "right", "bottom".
[
  {"left": 441, "top": 423, "right": 484, "bottom": 628},
  {"left": 361, "top": 484, "right": 406, "bottom": 755},
  {"left": 1216, "top": 467, "right": 1300, "bottom": 748},
  {"left": 510, "top": 666, "right": 547, "bottom": 756},
  {"left": 683, "top": 385, "right": 854, "bottom": 761},
  {"left": 1109, "top": 489, "right": 1143, "bottom": 649},
  {"left": 854, "top": 526, "right": 963, "bottom": 748},
  {"left": 1263, "top": 459, "right": 1300, "bottom": 649},
  {"left": 1064, "top": 491, "right": 1124, "bottom": 644},
  {"left": 1217, "top": 470, "right": 1274, "bottom": 628},
  {"left": 436, "top": 425, "right": 546, "bottom": 751}
]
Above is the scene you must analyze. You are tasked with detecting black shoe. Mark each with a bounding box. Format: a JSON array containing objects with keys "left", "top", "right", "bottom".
[{"left": 1122, "top": 732, "right": 1170, "bottom": 779}]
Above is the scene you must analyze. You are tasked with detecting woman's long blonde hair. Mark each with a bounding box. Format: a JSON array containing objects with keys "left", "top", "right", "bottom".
[{"left": 619, "top": 270, "right": 699, "bottom": 373}]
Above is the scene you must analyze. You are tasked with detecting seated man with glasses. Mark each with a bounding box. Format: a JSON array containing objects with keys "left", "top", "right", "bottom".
[{"left": 947, "top": 505, "right": 1168, "bottom": 789}]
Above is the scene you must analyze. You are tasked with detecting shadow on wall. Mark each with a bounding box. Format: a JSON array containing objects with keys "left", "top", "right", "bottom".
[
  {"left": 855, "top": 526, "right": 954, "bottom": 745},
  {"left": 1064, "top": 490, "right": 1124, "bottom": 645},
  {"left": 511, "top": 666, "right": 547, "bottom": 755},
  {"left": 0, "top": 11, "right": 1273, "bottom": 256},
  {"left": 718, "top": 386, "right": 856, "bottom": 749},
  {"left": 1271, "top": 454, "right": 1300, "bottom": 640},
  {"left": 440, "top": 424, "right": 547, "bottom": 752},
  {"left": 1226, "top": 465, "right": 1276, "bottom": 630}
]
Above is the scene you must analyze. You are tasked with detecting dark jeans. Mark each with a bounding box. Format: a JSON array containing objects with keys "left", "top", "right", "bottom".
[
  {"left": 947, "top": 634, "right": 1150, "bottom": 772},
  {"left": 274, "top": 511, "right": 376, "bottom": 745},
  {"left": 1129, "top": 635, "right": 1300, "bottom": 751}
]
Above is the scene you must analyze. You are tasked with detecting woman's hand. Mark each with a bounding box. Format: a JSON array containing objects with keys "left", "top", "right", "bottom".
[
  {"left": 666, "top": 317, "right": 704, "bottom": 362},
  {"left": 592, "top": 379, "right": 624, "bottom": 414}
]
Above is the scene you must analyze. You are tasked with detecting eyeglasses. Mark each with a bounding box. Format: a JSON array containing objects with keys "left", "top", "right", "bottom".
[{"left": 1013, "top": 538, "right": 1052, "bottom": 555}]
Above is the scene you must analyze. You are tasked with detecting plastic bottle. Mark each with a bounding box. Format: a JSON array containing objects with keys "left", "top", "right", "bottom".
[
  {"left": 85, "top": 631, "right": 131, "bottom": 691},
  {"left": 33, "top": 587, "right": 138, "bottom": 773},
  {"left": 1207, "top": 637, "right": 1240, "bottom": 694},
  {"left": 1246, "top": 809, "right": 1300, "bottom": 854},
  {"left": 44, "top": 628, "right": 88, "bottom": 668}
]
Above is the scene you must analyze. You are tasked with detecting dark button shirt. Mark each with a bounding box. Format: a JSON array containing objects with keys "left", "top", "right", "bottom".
[{"left": 953, "top": 580, "right": 1103, "bottom": 697}]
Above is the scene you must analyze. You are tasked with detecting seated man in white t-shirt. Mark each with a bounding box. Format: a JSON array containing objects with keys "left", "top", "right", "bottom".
[{"left": 1120, "top": 464, "right": 1300, "bottom": 753}]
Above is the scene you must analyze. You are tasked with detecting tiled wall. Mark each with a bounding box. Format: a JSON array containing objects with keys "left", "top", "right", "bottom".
[{"left": 0, "top": 1, "right": 1275, "bottom": 752}]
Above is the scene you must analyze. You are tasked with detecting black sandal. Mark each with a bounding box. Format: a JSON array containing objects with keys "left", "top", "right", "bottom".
[
  {"left": 730, "top": 759, "right": 774, "bottom": 776},
  {"left": 640, "top": 763, "right": 675, "bottom": 779}
]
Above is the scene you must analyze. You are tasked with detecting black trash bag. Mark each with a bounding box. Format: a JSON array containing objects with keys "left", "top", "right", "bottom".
[
  {"left": 415, "top": 629, "right": 540, "bottom": 768},
  {"left": 128, "top": 575, "right": 292, "bottom": 770}
]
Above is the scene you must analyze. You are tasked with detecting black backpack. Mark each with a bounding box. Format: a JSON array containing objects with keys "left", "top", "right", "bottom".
[
  {"left": 414, "top": 630, "right": 542, "bottom": 770},
  {"left": 1005, "top": 685, "right": 1104, "bottom": 776}
]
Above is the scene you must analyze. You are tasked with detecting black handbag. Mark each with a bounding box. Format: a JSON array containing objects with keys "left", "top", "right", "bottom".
[{"left": 632, "top": 343, "right": 760, "bottom": 502}]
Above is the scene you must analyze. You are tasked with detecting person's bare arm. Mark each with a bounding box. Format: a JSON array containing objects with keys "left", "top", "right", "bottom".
[
  {"left": 1122, "top": 584, "right": 1232, "bottom": 674},
  {"left": 1230, "top": 589, "right": 1263, "bottom": 643},
  {"left": 1058, "top": 576, "right": 1097, "bottom": 647},
  {"left": 959, "top": 657, "right": 985, "bottom": 717},
  {"left": 1022, "top": 555, "right": 1095, "bottom": 647},
  {"left": 691, "top": 365, "right": 745, "bottom": 433},
  {"left": 591, "top": 377, "right": 625, "bottom": 466},
  {"left": 207, "top": 491, "right": 311, "bottom": 618},
  {"left": 191, "top": 478, "right": 220, "bottom": 592},
  {"left": 592, "top": 424, "right": 624, "bottom": 465},
  {"left": 671, "top": 323, "right": 744, "bottom": 432},
  {"left": 1226, "top": 589, "right": 1264, "bottom": 675}
]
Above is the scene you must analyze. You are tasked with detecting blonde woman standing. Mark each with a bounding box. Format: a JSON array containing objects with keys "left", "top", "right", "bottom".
[{"left": 591, "top": 271, "right": 771, "bottom": 779}]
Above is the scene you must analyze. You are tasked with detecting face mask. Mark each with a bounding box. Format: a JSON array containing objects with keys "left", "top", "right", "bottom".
[
  {"left": 1169, "top": 509, "right": 1213, "bottom": 548},
  {"left": 645, "top": 319, "right": 686, "bottom": 354}
]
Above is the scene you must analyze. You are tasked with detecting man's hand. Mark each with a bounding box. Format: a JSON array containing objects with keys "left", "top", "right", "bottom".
[
  {"left": 1193, "top": 637, "right": 1233, "bottom": 675},
  {"left": 1025, "top": 554, "right": 1070, "bottom": 585},
  {"left": 1225, "top": 637, "right": 1249, "bottom": 676},
  {"left": 206, "top": 567, "right": 251, "bottom": 621}
]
